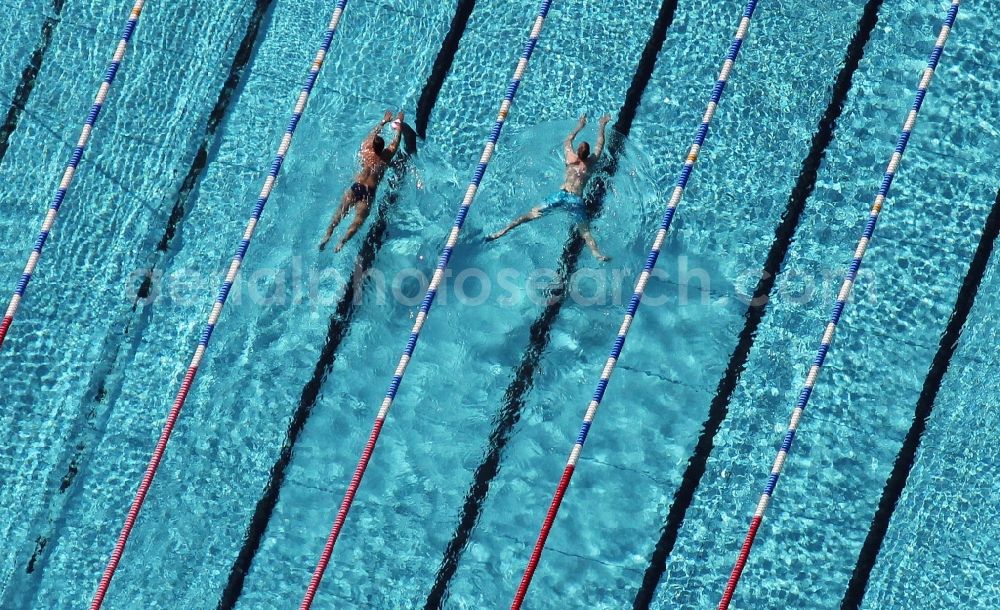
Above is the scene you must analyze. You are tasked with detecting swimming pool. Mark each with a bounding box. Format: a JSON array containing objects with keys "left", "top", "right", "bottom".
[{"left": 0, "top": 0, "right": 997, "bottom": 607}]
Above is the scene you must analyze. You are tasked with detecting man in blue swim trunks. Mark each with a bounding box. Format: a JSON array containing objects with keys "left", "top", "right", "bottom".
[
  {"left": 487, "top": 113, "right": 611, "bottom": 261},
  {"left": 320, "top": 110, "right": 404, "bottom": 252}
]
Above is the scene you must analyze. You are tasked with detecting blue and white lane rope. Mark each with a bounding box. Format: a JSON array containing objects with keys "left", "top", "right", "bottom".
[
  {"left": 0, "top": 0, "right": 146, "bottom": 350},
  {"left": 88, "top": 2, "right": 351, "bottom": 608},
  {"left": 510, "top": 2, "right": 759, "bottom": 608},
  {"left": 717, "top": 3, "right": 960, "bottom": 608},
  {"left": 297, "top": 2, "right": 553, "bottom": 607}
]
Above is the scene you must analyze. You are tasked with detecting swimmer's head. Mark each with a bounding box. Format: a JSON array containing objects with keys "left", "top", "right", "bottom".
[
  {"left": 577, "top": 142, "right": 591, "bottom": 161},
  {"left": 372, "top": 135, "right": 385, "bottom": 155}
]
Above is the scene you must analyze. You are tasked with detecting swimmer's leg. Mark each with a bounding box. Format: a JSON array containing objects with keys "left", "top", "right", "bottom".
[
  {"left": 486, "top": 207, "right": 545, "bottom": 241},
  {"left": 320, "top": 191, "right": 356, "bottom": 251},
  {"left": 578, "top": 222, "right": 610, "bottom": 262},
  {"left": 334, "top": 198, "right": 373, "bottom": 252}
]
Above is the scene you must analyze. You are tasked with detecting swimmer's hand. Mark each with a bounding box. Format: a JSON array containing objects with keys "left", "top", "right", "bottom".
[
  {"left": 381, "top": 110, "right": 393, "bottom": 124},
  {"left": 598, "top": 114, "right": 611, "bottom": 126},
  {"left": 597, "top": 254, "right": 612, "bottom": 262},
  {"left": 334, "top": 241, "right": 346, "bottom": 253},
  {"left": 577, "top": 113, "right": 587, "bottom": 128},
  {"left": 319, "top": 238, "right": 329, "bottom": 251},
  {"left": 394, "top": 111, "right": 404, "bottom": 130}
]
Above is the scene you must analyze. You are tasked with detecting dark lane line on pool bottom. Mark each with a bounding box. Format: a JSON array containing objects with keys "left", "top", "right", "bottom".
[
  {"left": 18, "top": 0, "right": 277, "bottom": 583},
  {"left": 630, "top": 1, "right": 885, "bottom": 605},
  {"left": 55, "top": 0, "right": 279, "bottom": 423},
  {"left": 423, "top": 1, "right": 679, "bottom": 607},
  {"left": 0, "top": 0, "right": 66, "bottom": 167},
  {"left": 215, "top": 2, "right": 478, "bottom": 607},
  {"left": 79, "top": 0, "right": 277, "bottom": 426},
  {"left": 147, "top": 0, "right": 280, "bottom": 259},
  {"left": 415, "top": 0, "right": 476, "bottom": 138},
  {"left": 840, "top": 186, "right": 1000, "bottom": 610}
]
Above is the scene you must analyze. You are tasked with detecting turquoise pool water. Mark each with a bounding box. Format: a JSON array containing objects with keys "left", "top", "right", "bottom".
[{"left": 0, "top": 0, "right": 997, "bottom": 608}]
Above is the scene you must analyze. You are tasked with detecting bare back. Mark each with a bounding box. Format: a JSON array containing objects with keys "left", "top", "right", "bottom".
[{"left": 355, "top": 145, "right": 392, "bottom": 189}]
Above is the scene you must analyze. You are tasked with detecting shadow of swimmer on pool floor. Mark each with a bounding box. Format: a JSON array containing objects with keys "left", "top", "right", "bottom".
[{"left": 319, "top": 109, "right": 419, "bottom": 252}]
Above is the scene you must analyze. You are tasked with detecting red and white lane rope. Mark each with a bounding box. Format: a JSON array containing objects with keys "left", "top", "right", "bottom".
[
  {"left": 88, "top": 1, "right": 351, "bottom": 607},
  {"left": 0, "top": 0, "right": 146, "bottom": 350},
  {"left": 509, "top": 1, "right": 760, "bottom": 608},
  {"left": 717, "top": 3, "right": 960, "bottom": 608},
  {"left": 297, "top": 1, "right": 555, "bottom": 608}
]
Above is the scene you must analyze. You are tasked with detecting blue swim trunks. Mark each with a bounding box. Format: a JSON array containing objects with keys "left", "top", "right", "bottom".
[{"left": 538, "top": 189, "right": 587, "bottom": 221}]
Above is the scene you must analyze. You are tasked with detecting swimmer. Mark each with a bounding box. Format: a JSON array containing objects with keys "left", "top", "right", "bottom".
[
  {"left": 487, "top": 113, "right": 612, "bottom": 262},
  {"left": 320, "top": 110, "right": 404, "bottom": 252}
]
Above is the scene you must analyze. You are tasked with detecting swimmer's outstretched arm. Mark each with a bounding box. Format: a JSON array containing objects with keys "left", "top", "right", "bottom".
[
  {"left": 564, "top": 114, "right": 587, "bottom": 157},
  {"left": 594, "top": 114, "right": 611, "bottom": 158},
  {"left": 579, "top": 223, "right": 610, "bottom": 262},
  {"left": 384, "top": 111, "right": 404, "bottom": 159},
  {"left": 366, "top": 110, "right": 394, "bottom": 147}
]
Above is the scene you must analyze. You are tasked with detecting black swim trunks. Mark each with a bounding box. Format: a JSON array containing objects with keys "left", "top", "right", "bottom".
[{"left": 350, "top": 182, "right": 375, "bottom": 202}]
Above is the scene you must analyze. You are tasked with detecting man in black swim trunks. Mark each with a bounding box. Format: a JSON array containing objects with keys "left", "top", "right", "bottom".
[
  {"left": 320, "top": 110, "right": 404, "bottom": 252},
  {"left": 487, "top": 113, "right": 611, "bottom": 261}
]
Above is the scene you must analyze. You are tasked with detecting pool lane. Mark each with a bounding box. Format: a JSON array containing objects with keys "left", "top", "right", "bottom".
[
  {"left": 215, "top": 3, "right": 475, "bottom": 606},
  {"left": 636, "top": 0, "right": 885, "bottom": 601},
  {"left": 650, "top": 0, "right": 1000, "bottom": 607},
  {"left": 425, "top": 1, "right": 680, "bottom": 606},
  {"left": 856, "top": 5, "right": 1000, "bottom": 605},
  {"left": 18, "top": 0, "right": 463, "bottom": 607},
  {"left": 0, "top": 0, "right": 57, "bottom": 94},
  {"left": 439, "top": 0, "right": 874, "bottom": 607},
  {"left": 860, "top": 190, "right": 1000, "bottom": 609},
  {"left": 0, "top": 0, "right": 64, "bottom": 165},
  {"left": 0, "top": 0, "right": 259, "bottom": 602}
]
